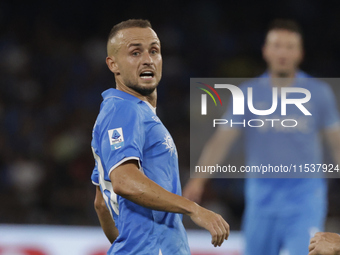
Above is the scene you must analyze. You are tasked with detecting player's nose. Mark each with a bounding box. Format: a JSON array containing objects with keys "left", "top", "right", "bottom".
[{"left": 141, "top": 52, "right": 154, "bottom": 65}]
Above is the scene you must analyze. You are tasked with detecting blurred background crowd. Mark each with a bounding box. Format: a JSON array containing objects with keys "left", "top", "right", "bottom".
[{"left": 0, "top": 0, "right": 340, "bottom": 230}]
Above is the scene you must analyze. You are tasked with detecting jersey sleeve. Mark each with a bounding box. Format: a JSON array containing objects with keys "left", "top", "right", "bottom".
[
  {"left": 319, "top": 84, "right": 340, "bottom": 130},
  {"left": 91, "top": 124, "right": 100, "bottom": 186},
  {"left": 100, "top": 102, "right": 145, "bottom": 178},
  {"left": 91, "top": 165, "right": 99, "bottom": 186}
]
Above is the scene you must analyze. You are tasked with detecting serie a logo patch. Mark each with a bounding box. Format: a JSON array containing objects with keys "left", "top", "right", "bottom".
[{"left": 108, "top": 128, "right": 124, "bottom": 150}]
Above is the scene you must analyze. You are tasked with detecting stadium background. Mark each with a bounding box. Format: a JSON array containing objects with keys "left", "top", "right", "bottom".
[{"left": 0, "top": 0, "right": 340, "bottom": 253}]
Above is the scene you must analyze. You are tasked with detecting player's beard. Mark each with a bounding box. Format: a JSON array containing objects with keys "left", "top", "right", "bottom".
[
  {"left": 274, "top": 65, "right": 298, "bottom": 78},
  {"left": 276, "top": 71, "right": 290, "bottom": 78},
  {"left": 127, "top": 82, "right": 158, "bottom": 96}
]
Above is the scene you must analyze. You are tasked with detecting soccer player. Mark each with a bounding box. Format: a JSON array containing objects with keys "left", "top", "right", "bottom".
[
  {"left": 309, "top": 232, "right": 340, "bottom": 255},
  {"left": 91, "top": 19, "right": 229, "bottom": 255},
  {"left": 184, "top": 19, "right": 340, "bottom": 255}
]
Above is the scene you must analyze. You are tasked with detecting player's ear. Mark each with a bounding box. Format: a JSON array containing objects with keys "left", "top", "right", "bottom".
[
  {"left": 262, "top": 44, "right": 268, "bottom": 62},
  {"left": 106, "top": 56, "right": 120, "bottom": 75}
]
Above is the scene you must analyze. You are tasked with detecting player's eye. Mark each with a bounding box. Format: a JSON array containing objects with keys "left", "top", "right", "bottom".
[
  {"left": 150, "top": 49, "right": 159, "bottom": 55},
  {"left": 132, "top": 51, "right": 140, "bottom": 56}
]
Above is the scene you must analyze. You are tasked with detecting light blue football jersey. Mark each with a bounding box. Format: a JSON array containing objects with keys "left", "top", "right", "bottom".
[
  {"left": 91, "top": 88, "right": 190, "bottom": 255},
  {"left": 223, "top": 71, "right": 340, "bottom": 215}
]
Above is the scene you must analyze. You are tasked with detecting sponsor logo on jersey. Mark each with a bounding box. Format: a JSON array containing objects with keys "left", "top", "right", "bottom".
[{"left": 108, "top": 128, "right": 124, "bottom": 150}]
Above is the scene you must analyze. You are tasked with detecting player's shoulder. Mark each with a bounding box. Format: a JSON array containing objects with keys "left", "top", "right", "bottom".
[
  {"left": 297, "top": 72, "right": 336, "bottom": 105},
  {"left": 101, "top": 89, "right": 142, "bottom": 114},
  {"left": 103, "top": 100, "right": 143, "bottom": 128},
  {"left": 96, "top": 89, "right": 143, "bottom": 128},
  {"left": 106, "top": 95, "right": 140, "bottom": 111},
  {"left": 299, "top": 71, "right": 332, "bottom": 92}
]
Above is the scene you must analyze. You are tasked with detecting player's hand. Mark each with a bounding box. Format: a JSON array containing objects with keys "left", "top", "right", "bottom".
[
  {"left": 308, "top": 232, "right": 340, "bottom": 255},
  {"left": 189, "top": 203, "right": 229, "bottom": 247},
  {"left": 183, "top": 178, "right": 207, "bottom": 203}
]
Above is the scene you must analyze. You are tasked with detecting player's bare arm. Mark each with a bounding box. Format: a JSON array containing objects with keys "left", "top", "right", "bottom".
[
  {"left": 308, "top": 232, "right": 340, "bottom": 255},
  {"left": 110, "top": 160, "right": 230, "bottom": 247},
  {"left": 94, "top": 186, "right": 119, "bottom": 243},
  {"left": 183, "top": 128, "right": 241, "bottom": 203}
]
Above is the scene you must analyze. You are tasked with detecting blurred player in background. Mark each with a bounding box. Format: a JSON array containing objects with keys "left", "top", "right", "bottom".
[
  {"left": 309, "top": 232, "right": 340, "bottom": 255},
  {"left": 184, "top": 19, "right": 340, "bottom": 255},
  {"left": 91, "top": 19, "right": 229, "bottom": 255}
]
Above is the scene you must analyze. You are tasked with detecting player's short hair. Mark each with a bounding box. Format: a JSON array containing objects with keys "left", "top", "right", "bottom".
[
  {"left": 108, "top": 19, "right": 152, "bottom": 43},
  {"left": 267, "top": 19, "right": 303, "bottom": 36}
]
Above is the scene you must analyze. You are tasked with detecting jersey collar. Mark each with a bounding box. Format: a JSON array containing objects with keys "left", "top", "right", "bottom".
[
  {"left": 102, "top": 88, "right": 142, "bottom": 103},
  {"left": 102, "top": 88, "right": 157, "bottom": 113},
  {"left": 260, "top": 70, "right": 309, "bottom": 78}
]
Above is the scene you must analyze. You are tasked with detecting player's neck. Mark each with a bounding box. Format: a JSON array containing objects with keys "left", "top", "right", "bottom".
[
  {"left": 269, "top": 70, "right": 297, "bottom": 87},
  {"left": 116, "top": 83, "right": 157, "bottom": 107},
  {"left": 145, "top": 92, "right": 157, "bottom": 108}
]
